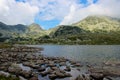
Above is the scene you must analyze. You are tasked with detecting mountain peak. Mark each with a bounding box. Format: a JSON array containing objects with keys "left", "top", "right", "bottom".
[
  {"left": 28, "top": 23, "right": 44, "bottom": 32},
  {"left": 29, "top": 23, "right": 43, "bottom": 30},
  {"left": 73, "top": 15, "right": 120, "bottom": 32}
]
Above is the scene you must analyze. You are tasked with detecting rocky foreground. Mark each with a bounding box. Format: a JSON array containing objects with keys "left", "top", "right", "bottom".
[{"left": 0, "top": 46, "right": 120, "bottom": 80}]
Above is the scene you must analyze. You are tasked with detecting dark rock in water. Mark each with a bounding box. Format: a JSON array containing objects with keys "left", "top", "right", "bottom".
[
  {"left": 40, "top": 71, "right": 49, "bottom": 76},
  {"left": 89, "top": 67, "right": 120, "bottom": 77},
  {"left": 75, "top": 75, "right": 90, "bottom": 80},
  {"left": 55, "top": 71, "right": 65, "bottom": 78},
  {"left": 49, "top": 74, "right": 57, "bottom": 79},
  {"left": 38, "top": 67, "right": 46, "bottom": 72},
  {"left": 31, "top": 65, "right": 39, "bottom": 69},
  {"left": 29, "top": 77, "right": 38, "bottom": 80},
  {"left": 23, "top": 62, "right": 31, "bottom": 66},
  {"left": 59, "top": 62, "right": 66, "bottom": 66},
  {"left": 8, "top": 65, "right": 22, "bottom": 74},
  {"left": 46, "top": 68, "right": 53, "bottom": 74},
  {"left": 64, "top": 66, "right": 71, "bottom": 72},
  {"left": 74, "top": 63, "right": 82, "bottom": 67},
  {"left": 90, "top": 73, "right": 104, "bottom": 80},
  {"left": 36, "top": 60, "right": 45, "bottom": 65},
  {"left": 77, "top": 68, "right": 81, "bottom": 71},
  {"left": 20, "top": 70, "right": 32, "bottom": 78},
  {"left": 103, "top": 77, "right": 112, "bottom": 80},
  {"left": 64, "top": 73, "right": 72, "bottom": 77},
  {"left": 51, "top": 67, "right": 59, "bottom": 70},
  {"left": 70, "top": 61, "right": 76, "bottom": 65},
  {"left": 104, "top": 61, "right": 120, "bottom": 66},
  {"left": 0, "top": 66, "right": 8, "bottom": 72}
]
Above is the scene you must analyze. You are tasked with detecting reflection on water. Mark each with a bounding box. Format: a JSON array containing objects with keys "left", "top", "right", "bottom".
[{"left": 29, "top": 45, "right": 120, "bottom": 64}]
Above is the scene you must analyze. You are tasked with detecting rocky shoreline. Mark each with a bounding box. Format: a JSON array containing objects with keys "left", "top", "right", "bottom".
[{"left": 0, "top": 46, "right": 120, "bottom": 80}]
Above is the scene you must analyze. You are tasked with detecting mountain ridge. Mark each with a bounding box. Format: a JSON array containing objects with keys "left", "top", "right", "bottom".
[{"left": 0, "top": 15, "right": 120, "bottom": 44}]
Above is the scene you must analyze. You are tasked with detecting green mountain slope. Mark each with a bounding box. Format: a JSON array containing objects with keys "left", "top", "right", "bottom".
[
  {"left": 0, "top": 22, "right": 47, "bottom": 40},
  {"left": 44, "top": 15, "right": 120, "bottom": 44},
  {"left": 50, "top": 25, "right": 86, "bottom": 38},
  {"left": 0, "top": 22, "right": 27, "bottom": 38},
  {"left": 0, "top": 15, "right": 120, "bottom": 44},
  {"left": 25, "top": 23, "right": 46, "bottom": 38},
  {"left": 72, "top": 15, "right": 120, "bottom": 32}
]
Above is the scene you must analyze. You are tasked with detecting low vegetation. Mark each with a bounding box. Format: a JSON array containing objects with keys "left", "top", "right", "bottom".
[
  {"left": 0, "top": 75, "right": 19, "bottom": 80},
  {"left": 0, "top": 15, "right": 120, "bottom": 45},
  {"left": 3, "top": 31, "right": 119, "bottom": 45},
  {"left": 0, "top": 43, "right": 12, "bottom": 49}
]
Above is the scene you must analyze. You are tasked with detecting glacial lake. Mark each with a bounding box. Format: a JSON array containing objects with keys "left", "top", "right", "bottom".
[
  {"left": 29, "top": 45, "right": 120, "bottom": 64},
  {"left": 22, "top": 45, "right": 120, "bottom": 80}
]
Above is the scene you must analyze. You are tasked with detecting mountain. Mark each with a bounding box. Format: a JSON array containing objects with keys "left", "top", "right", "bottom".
[
  {"left": 0, "top": 15, "right": 120, "bottom": 44},
  {"left": 44, "top": 15, "right": 120, "bottom": 44},
  {"left": 25, "top": 23, "right": 46, "bottom": 38},
  {"left": 0, "top": 22, "right": 46, "bottom": 39},
  {"left": 0, "top": 22, "right": 27, "bottom": 38},
  {"left": 27, "top": 23, "right": 43, "bottom": 32},
  {"left": 50, "top": 25, "right": 85, "bottom": 38},
  {"left": 72, "top": 15, "right": 120, "bottom": 32},
  {"left": 49, "top": 15, "right": 120, "bottom": 38}
]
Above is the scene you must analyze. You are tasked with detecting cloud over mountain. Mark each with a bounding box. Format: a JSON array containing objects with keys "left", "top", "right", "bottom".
[
  {"left": 60, "top": 0, "right": 120, "bottom": 25},
  {"left": 0, "top": 0, "right": 120, "bottom": 28}
]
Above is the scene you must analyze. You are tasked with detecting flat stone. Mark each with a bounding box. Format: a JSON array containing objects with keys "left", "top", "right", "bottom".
[
  {"left": 49, "top": 74, "right": 57, "bottom": 79},
  {"left": 29, "top": 77, "right": 38, "bottom": 80},
  {"left": 38, "top": 67, "right": 46, "bottom": 72},
  {"left": 90, "top": 73, "right": 104, "bottom": 80}
]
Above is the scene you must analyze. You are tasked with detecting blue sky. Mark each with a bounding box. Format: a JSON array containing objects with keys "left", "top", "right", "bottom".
[{"left": 0, "top": 0, "right": 120, "bottom": 30}]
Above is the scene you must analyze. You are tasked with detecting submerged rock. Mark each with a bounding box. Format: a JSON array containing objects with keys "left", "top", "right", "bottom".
[
  {"left": 89, "top": 67, "right": 120, "bottom": 78},
  {"left": 20, "top": 70, "right": 32, "bottom": 78},
  {"left": 49, "top": 74, "right": 57, "bottom": 79},
  {"left": 38, "top": 67, "right": 46, "bottom": 72},
  {"left": 104, "top": 60, "right": 120, "bottom": 66},
  {"left": 8, "top": 64, "right": 22, "bottom": 74},
  {"left": 29, "top": 77, "right": 38, "bottom": 80},
  {"left": 75, "top": 75, "right": 90, "bottom": 80},
  {"left": 90, "top": 73, "right": 104, "bottom": 80},
  {"left": 64, "top": 66, "right": 71, "bottom": 72}
]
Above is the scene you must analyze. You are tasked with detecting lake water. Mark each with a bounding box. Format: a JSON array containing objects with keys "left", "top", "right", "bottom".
[
  {"left": 25, "top": 45, "right": 120, "bottom": 80},
  {"left": 29, "top": 45, "right": 120, "bottom": 64}
]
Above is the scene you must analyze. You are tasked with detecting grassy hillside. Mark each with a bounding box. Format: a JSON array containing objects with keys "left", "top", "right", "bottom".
[
  {"left": 0, "top": 22, "right": 27, "bottom": 38},
  {"left": 50, "top": 25, "right": 86, "bottom": 38},
  {"left": 73, "top": 15, "right": 120, "bottom": 32},
  {"left": 0, "top": 15, "right": 120, "bottom": 44},
  {"left": 25, "top": 23, "right": 46, "bottom": 38}
]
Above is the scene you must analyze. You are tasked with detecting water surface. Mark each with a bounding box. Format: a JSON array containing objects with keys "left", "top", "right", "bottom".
[{"left": 29, "top": 45, "right": 120, "bottom": 64}]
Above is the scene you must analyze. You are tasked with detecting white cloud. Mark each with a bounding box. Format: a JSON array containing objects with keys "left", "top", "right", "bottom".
[
  {"left": 60, "top": 0, "right": 120, "bottom": 25},
  {"left": 0, "top": 0, "right": 39, "bottom": 25},
  {"left": 26, "top": 0, "right": 78, "bottom": 21},
  {"left": 87, "top": 0, "right": 94, "bottom": 4},
  {"left": 0, "top": 0, "right": 120, "bottom": 26}
]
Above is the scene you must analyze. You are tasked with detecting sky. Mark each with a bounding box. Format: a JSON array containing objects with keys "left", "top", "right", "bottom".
[{"left": 0, "top": 0, "right": 120, "bottom": 30}]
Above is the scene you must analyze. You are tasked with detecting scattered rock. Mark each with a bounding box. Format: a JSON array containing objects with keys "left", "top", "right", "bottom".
[
  {"left": 64, "top": 66, "right": 71, "bottom": 72},
  {"left": 90, "top": 73, "right": 104, "bottom": 80},
  {"left": 49, "top": 74, "right": 57, "bottom": 79},
  {"left": 38, "top": 67, "right": 46, "bottom": 72},
  {"left": 29, "top": 77, "right": 38, "bottom": 80}
]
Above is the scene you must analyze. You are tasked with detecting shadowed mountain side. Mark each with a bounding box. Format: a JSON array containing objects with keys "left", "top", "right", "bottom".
[{"left": 50, "top": 25, "right": 86, "bottom": 38}]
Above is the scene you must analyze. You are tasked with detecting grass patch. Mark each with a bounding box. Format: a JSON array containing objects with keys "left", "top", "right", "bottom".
[
  {"left": 0, "top": 75, "right": 19, "bottom": 80},
  {"left": 0, "top": 43, "right": 12, "bottom": 49}
]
